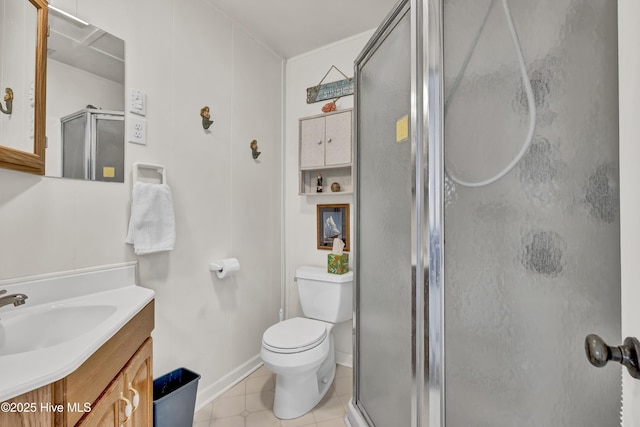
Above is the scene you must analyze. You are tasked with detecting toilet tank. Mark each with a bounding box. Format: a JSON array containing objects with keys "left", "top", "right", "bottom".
[{"left": 296, "top": 266, "right": 353, "bottom": 323}]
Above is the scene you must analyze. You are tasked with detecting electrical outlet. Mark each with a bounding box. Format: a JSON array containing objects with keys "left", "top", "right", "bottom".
[
  {"left": 128, "top": 116, "right": 146, "bottom": 145},
  {"left": 129, "top": 89, "right": 146, "bottom": 116}
]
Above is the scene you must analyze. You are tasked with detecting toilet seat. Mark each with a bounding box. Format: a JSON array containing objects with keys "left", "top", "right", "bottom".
[{"left": 262, "top": 317, "right": 327, "bottom": 354}]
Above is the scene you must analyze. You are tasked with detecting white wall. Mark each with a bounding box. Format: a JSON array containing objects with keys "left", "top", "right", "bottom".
[
  {"left": 284, "top": 30, "right": 375, "bottom": 367},
  {"left": 0, "top": 0, "right": 283, "bottom": 409}
]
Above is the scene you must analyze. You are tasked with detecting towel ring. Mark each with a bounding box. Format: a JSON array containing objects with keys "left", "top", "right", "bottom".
[{"left": 132, "top": 162, "right": 167, "bottom": 184}]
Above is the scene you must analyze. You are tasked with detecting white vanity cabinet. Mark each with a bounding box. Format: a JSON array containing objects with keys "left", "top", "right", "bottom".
[{"left": 299, "top": 109, "right": 353, "bottom": 195}]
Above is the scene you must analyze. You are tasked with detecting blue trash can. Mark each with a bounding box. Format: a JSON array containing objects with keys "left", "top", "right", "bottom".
[{"left": 153, "top": 368, "right": 201, "bottom": 427}]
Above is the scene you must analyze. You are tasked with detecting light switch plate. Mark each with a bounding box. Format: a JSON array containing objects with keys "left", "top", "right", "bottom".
[{"left": 129, "top": 89, "right": 146, "bottom": 116}]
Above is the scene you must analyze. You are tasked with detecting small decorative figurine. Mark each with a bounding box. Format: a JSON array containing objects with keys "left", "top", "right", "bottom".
[
  {"left": 250, "top": 139, "right": 261, "bottom": 159},
  {"left": 321, "top": 100, "right": 336, "bottom": 113},
  {"left": 200, "top": 106, "right": 213, "bottom": 130},
  {"left": 316, "top": 173, "right": 323, "bottom": 193},
  {"left": 331, "top": 182, "right": 341, "bottom": 192},
  {"left": 0, "top": 88, "right": 13, "bottom": 115}
]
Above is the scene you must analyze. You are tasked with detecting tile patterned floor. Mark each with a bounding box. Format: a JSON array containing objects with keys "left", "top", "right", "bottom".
[{"left": 193, "top": 364, "right": 352, "bottom": 427}]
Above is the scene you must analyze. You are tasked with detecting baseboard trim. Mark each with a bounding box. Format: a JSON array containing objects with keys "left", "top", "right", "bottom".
[
  {"left": 194, "top": 355, "right": 263, "bottom": 412},
  {"left": 335, "top": 350, "right": 353, "bottom": 368}
]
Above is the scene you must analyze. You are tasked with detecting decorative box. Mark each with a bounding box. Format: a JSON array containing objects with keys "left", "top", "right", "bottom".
[{"left": 328, "top": 253, "right": 349, "bottom": 274}]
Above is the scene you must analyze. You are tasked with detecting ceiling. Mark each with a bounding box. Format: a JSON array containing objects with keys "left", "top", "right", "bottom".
[
  {"left": 48, "top": 11, "right": 125, "bottom": 85},
  {"left": 207, "top": 0, "right": 399, "bottom": 58}
]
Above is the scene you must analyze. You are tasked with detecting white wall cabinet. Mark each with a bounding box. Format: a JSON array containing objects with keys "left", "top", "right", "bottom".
[{"left": 299, "top": 109, "right": 353, "bottom": 195}]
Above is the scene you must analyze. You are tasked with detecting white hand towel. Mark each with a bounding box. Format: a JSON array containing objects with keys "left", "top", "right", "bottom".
[{"left": 126, "top": 182, "right": 176, "bottom": 255}]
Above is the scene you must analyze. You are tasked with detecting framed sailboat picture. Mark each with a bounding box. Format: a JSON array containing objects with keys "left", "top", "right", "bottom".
[{"left": 317, "top": 204, "right": 350, "bottom": 251}]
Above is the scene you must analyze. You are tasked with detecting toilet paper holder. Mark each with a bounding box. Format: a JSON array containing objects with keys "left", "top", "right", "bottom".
[
  {"left": 209, "top": 258, "right": 240, "bottom": 279},
  {"left": 209, "top": 262, "right": 222, "bottom": 271}
]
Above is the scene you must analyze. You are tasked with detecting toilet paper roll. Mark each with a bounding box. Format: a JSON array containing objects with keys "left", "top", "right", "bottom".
[{"left": 211, "top": 258, "right": 240, "bottom": 279}]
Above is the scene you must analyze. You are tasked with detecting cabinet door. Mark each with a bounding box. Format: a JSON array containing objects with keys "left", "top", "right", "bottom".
[
  {"left": 324, "top": 111, "right": 352, "bottom": 166},
  {"left": 78, "top": 375, "right": 126, "bottom": 427},
  {"left": 77, "top": 339, "right": 152, "bottom": 427},
  {"left": 0, "top": 385, "right": 52, "bottom": 427},
  {"left": 124, "top": 338, "right": 153, "bottom": 427},
  {"left": 300, "top": 116, "right": 326, "bottom": 168}
]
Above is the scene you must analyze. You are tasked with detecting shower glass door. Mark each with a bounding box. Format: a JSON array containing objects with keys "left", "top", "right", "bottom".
[
  {"left": 442, "top": 0, "right": 620, "bottom": 426},
  {"left": 92, "top": 113, "right": 125, "bottom": 182},
  {"left": 354, "top": 0, "right": 621, "bottom": 426},
  {"left": 354, "top": 2, "right": 413, "bottom": 426}
]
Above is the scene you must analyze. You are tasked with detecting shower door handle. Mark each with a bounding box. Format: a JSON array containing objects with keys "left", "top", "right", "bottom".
[{"left": 585, "top": 334, "right": 640, "bottom": 379}]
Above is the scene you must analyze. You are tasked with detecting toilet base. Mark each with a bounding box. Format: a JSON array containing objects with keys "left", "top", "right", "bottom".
[{"left": 272, "top": 341, "right": 336, "bottom": 419}]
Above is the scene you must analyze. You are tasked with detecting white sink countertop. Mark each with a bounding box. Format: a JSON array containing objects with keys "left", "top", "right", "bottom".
[{"left": 0, "top": 263, "right": 154, "bottom": 402}]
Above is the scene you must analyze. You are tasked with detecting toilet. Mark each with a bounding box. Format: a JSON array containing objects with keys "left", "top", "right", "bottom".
[{"left": 260, "top": 266, "right": 353, "bottom": 420}]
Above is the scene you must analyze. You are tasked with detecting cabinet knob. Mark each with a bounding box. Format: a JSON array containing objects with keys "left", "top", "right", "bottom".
[
  {"left": 327, "top": 138, "right": 332, "bottom": 143},
  {"left": 317, "top": 140, "right": 323, "bottom": 145},
  {"left": 119, "top": 392, "right": 132, "bottom": 424},
  {"left": 129, "top": 382, "right": 140, "bottom": 411}
]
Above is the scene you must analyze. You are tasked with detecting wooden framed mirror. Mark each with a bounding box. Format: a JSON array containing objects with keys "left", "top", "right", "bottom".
[{"left": 0, "top": 0, "right": 48, "bottom": 175}]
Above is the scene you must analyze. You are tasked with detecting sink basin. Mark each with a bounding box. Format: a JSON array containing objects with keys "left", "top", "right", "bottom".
[
  {"left": 0, "top": 305, "right": 117, "bottom": 356},
  {"left": 0, "top": 263, "right": 155, "bottom": 403}
]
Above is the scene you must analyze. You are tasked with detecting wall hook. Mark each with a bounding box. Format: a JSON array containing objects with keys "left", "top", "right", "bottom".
[
  {"left": 0, "top": 88, "right": 13, "bottom": 115},
  {"left": 200, "top": 106, "right": 213, "bottom": 130},
  {"left": 250, "top": 140, "right": 261, "bottom": 159}
]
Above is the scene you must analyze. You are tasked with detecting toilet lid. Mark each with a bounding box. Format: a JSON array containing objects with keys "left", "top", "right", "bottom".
[{"left": 262, "top": 317, "right": 327, "bottom": 354}]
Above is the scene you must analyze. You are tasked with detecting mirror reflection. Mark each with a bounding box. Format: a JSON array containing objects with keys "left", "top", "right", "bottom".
[
  {"left": 46, "top": 7, "right": 125, "bottom": 182},
  {"left": 0, "top": 0, "right": 38, "bottom": 154}
]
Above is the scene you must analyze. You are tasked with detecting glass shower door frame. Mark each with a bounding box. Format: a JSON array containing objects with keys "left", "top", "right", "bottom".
[
  {"left": 352, "top": 0, "right": 445, "bottom": 426},
  {"left": 418, "top": 0, "right": 445, "bottom": 426},
  {"left": 411, "top": 0, "right": 446, "bottom": 425}
]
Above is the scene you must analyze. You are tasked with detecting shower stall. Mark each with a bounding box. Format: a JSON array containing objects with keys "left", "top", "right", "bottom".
[
  {"left": 61, "top": 108, "right": 125, "bottom": 182},
  {"left": 351, "top": 0, "right": 621, "bottom": 426}
]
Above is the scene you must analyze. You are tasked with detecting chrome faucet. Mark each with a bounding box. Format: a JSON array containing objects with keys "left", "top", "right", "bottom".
[{"left": 0, "top": 289, "right": 28, "bottom": 309}]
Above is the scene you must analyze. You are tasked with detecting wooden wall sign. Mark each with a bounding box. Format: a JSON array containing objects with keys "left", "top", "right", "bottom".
[
  {"left": 306, "top": 79, "right": 354, "bottom": 104},
  {"left": 306, "top": 65, "right": 354, "bottom": 104}
]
